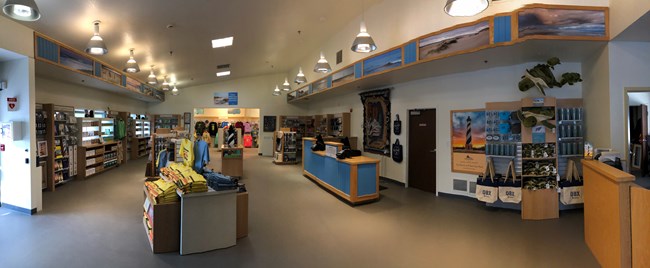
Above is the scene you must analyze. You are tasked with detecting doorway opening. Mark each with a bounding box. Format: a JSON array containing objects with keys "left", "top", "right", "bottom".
[
  {"left": 408, "top": 108, "right": 437, "bottom": 193},
  {"left": 192, "top": 108, "right": 260, "bottom": 149},
  {"left": 626, "top": 88, "right": 650, "bottom": 188}
]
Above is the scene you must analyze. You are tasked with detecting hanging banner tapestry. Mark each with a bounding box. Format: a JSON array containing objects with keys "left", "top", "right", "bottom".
[
  {"left": 360, "top": 89, "right": 391, "bottom": 156},
  {"left": 450, "top": 109, "right": 486, "bottom": 174}
]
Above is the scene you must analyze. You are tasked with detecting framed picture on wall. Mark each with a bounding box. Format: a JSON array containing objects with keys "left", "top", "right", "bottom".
[
  {"left": 184, "top": 112, "right": 191, "bottom": 124},
  {"left": 450, "top": 109, "right": 487, "bottom": 175}
]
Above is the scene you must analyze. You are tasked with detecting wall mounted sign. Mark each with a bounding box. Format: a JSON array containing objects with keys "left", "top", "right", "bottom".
[
  {"left": 7, "top": 97, "right": 17, "bottom": 111},
  {"left": 263, "top": 116, "right": 276, "bottom": 132},
  {"left": 450, "top": 109, "right": 486, "bottom": 174},
  {"left": 214, "top": 92, "right": 238, "bottom": 105}
]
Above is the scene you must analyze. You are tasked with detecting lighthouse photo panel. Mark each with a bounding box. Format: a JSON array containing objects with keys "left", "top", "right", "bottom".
[{"left": 451, "top": 109, "right": 487, "bottom": 175}]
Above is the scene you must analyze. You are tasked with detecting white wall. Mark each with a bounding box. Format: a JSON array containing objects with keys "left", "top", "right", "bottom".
[
  {"left": 35, "top": 77, "right": 148, "bottom": 114},
  {"left": 0, "top": 57, "right": 41, "bottom": 211},
  {"left": 608, "top": 42, "right": 650, "bottom": 158},
  {"left": 0, "top": 16, "right": 35, "bottom": 58},
  {"left": 609, "top": 0, "right": 650, "bottom": 38},
  {"left": 582, "top": 45, "right": 611, "bottom": 149},
  {"left": 148, "top": 73, "right": 308, "bottom": 156},
  {"left": 301, "top": 61, "right": 583, "bottom": 196},
  {"left": 286, "top": 0, "right": 608, "bottom": 88}
]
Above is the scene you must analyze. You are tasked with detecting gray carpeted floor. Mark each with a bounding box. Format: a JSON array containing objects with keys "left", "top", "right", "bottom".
[{"left": 0, "top": 148, "right": 599, "bottom": 268}]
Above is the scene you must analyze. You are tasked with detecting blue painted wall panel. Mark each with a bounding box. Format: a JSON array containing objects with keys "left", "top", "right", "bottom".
[
  {"left": 36, "top": 36, "right": 59, "bottom": 63},
  {"left": 323, "top": 157, "right": 338, "bottom": 187},
  {"left": 354, "top": 62, "right": 363, "bottom": 79},
  {"left": 121, "top": 75, "right": 127, "bottom": 87},
  {"left": 312, "top": 154, "right": 325, "bottom": 179},
  {"left": 326, "top": 76, "right": 332, "bottom": 88},
  {"left": 338, "top": 162, "right": 351, "bottom": 195},
  {"left": 94, "top": 63, "right": 102, "bottom": 77},
  {"left": 404, "top": 42, "right": 417, "bottom": 65},
  {"left": 494, "top": 16, "right": 512, "bottom": 43},
  {"left": 357, "top": 164, "right": 377, "bottom": 196}
]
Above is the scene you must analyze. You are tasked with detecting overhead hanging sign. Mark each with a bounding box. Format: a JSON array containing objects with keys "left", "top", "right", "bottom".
[{"left": 214, "top": 92, "right": 238, "bottom": 106}]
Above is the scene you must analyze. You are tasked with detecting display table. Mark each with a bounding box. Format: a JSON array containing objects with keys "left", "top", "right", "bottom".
[
  {"left": 221, "top": 146, "right": 243, "bottom": 177},
  {"left": 176, "top": 188, "right": 237, "bottom": 255},
  {"left": 302, "top": 138, "right": 380, "bottom": 204}
]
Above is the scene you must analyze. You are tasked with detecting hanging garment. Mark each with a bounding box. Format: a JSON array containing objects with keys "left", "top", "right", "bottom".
[
  {"left": 235, "top": 121, "right": 244, "bottom": 129},
  {"left": 193, "top": 139, "right": 210, "bottom": 172},
  {"left": 244, "top": 122, "right": 252, "bottom": 133},
  {"left": 221, "top": 121, "right": 229, "bottom": 128},
  {"left": 115, "top": 118, "right": 126, "bottom": 140},
  {"left": 180, "top": 139, "right": 194, "bottom": 167},
  {"left": 243, "top": 134, "right": 253, "bottom": 148},
  {"left": 208, "top": 122, "right": 219, "bottom": 136}
]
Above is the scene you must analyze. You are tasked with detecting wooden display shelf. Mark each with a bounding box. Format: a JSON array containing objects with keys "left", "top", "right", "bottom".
[
  {"left": 142, "top": 182, "right": 180, "bottom": 254},
  {"left": 522, "top": 188, "right": 559, "bottom": 220},
  {"left": 522, "top": 157, "right": 556, "bottom": 161},
  {"left": 522, "top": 174, "right": 556, "bottom": 178},
  {"left": 77, "top": 143, "right": 120, "bottom": 179}
]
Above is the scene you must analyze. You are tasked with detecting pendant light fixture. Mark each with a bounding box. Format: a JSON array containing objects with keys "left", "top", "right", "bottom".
[
  {"left": 273, "top": 85, "right": 281, "bottom": 96},
  {"left": 171, "top": 84, "right": 179, "bottom": 96},
  {"left": 444, "top": 0, "right": 489, "bottom": 17},
  {"left": 123, "top": 48, "right": 140, "bottom": 73},
  {"left": 313, "top": 52, "right": 331, "bottom": 73},
  {"left": 294, "top": 67, "right": 307, "bottom": 84},
  {"left": 147, "top": 65, "right": 158, "bottom": 85},
  {"left": 282, "top": 78, "right": 291, "bottom": 91},
  {"left": 161, "top": 76, "right": 170, "bottom": 91},
  {"left": 85, "top": 20, "right": 108, "bottom": 55},
  {"left": 351, "top": 0, "right": 377, "bottom": 53},
  {"left": 2, "top": 0, "right": 41, "bottom": 21}
]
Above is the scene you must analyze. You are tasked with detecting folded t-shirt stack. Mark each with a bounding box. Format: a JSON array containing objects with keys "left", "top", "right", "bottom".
[
  {"left": 144, "top": 178, "right": 178, "bottom": 204},
  {"left": 202, "top": 168, "right": 238, "bottom": 191},
  {"left": 162, "top": 162, "right": 208, "bottom": 194}
]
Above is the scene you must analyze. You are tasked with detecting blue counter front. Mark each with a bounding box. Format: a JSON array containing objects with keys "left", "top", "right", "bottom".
[{"left": 303, "top": 138, "right": 379, "bottom": 204}]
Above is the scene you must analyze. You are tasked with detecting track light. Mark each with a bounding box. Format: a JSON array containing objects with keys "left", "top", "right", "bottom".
[{"left": 444, "top": 0, "right": 489, "bottom": 17}]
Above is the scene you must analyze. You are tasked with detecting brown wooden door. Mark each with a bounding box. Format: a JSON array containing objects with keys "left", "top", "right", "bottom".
[{"left": 408, "top": 109, "right": 436, "bottom": 193}]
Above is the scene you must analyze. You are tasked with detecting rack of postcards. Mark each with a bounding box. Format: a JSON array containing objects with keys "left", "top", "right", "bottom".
[
  {"left": 484, "top": 102, "right": 523, "bottom": 210},
  {"left": 556, "top": 99, "right": 584, "bottom": 210}
]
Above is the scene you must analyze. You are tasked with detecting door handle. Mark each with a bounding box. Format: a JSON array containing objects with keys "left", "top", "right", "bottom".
[{"left": 430, "top": 149, "right": 436, "bottom": 153}]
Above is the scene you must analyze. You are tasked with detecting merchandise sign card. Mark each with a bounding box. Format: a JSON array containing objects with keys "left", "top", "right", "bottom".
[
  {"left": 532, "top": 126, "right": 546, "bottom": 143},
  {"left": 326, "top": 145, "right": 337, "bottom": 158},
  {"left": 7, "top": 97, "right": 17, "bottom": 111}
]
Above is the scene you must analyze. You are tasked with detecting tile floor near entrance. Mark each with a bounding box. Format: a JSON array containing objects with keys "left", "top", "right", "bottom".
[{"left": 0, "top": 148, "right": 599, "bottom": 268}]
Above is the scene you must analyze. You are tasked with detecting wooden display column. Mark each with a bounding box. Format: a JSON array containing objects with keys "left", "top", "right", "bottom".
[{"left": 520, "top": 97, "right": 558, "bottom": 220}]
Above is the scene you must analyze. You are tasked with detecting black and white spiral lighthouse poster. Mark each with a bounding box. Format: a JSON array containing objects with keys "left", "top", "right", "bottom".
[{"left": 450, "top": 109, "right": 486, "bottom": 175}]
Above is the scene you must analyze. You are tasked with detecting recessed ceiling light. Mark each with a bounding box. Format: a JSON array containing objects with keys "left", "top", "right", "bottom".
[
  {"left": 212, "top": 37, "right": 234, "bottom": 48},
  {"left": 216, "top": 71, "right": 231, "bottom": 77}
]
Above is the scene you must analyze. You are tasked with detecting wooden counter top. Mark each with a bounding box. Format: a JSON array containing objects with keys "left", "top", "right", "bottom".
[
  {"left": 303, "top": 137, "right": 316, "bottom": 141},
  {"left": 582, "top": 160, "right": 635, "bottom": 183},
  {"left": 303, "top": 137, "right": 343, "bottom": 146},
  {"left": 340, "top": 156, "right": 380, "bottom": 165}
]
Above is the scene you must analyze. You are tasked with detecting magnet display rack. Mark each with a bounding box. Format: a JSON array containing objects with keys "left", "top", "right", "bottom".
[
  {"left": 43, "top": 104, "right": 79, "bottom": 191},
  {"left": 484, "top": 101, "right": 523, "bottom": 210}
]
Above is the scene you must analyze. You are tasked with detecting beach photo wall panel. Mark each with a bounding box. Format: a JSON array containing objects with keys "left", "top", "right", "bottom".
[
  {"left": 332, "top": 65, "right": 355, "bottom": 88},
  {"left": 59, "top": 46, "right": 94, "bottom": 75},
  {"left": 363, "top": 48, "right": 403, "bottom": 76},
  {"left": 360, "top": 89, "right": 391, "bottom": 156},
  {"left": 312, "top": 78, "right": 328, "bottom": 93},
  {"left": 517, "top": 7, "right": 607, "bottom": 39},
  {"left": 125, "top": 76, "right": 141, "bottom": 92},
  {"left": 450, "top": 109, "right": 487, "bottom": 175},
  {"left": 100, "top": 65, "right": 122, "bottom": 85},
  {"left": 419, "top": 20, "right": 490, "bottom": 61}
]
